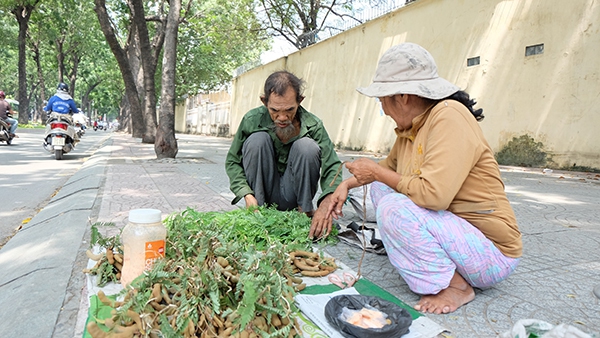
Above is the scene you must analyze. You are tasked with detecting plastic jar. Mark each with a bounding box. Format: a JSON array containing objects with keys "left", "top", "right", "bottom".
[{"left": 120, "top": 209, "right": 166, "bottom": 287}]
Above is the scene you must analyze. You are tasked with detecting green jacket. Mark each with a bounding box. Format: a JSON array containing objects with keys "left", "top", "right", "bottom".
[{"left": 226, "top": 105, "right": 342, "bottom": 205}]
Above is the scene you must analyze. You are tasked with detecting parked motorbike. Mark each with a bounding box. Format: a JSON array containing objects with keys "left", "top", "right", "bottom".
[
  {"left": 43, "top": 112, "right": 78, "bottom": 160},
  {"left": 0, "top": 112, "right": 15, "bottom": 145},
  {"left": 74, "top": 122, "right": 85, "bottom": 138}
]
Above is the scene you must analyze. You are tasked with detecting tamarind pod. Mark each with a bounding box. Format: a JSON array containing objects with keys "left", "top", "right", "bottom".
[
  {"left": 291, "top": 276, "right": 303, "bottom": 284},
  {"left": 300, "top": 269, "right": 330, "bottom": 277},
  {"left": 293, "top": 258, "right": 319, "bottom": 272},
  {"left": 111, "top": 324, "right": 139, "bottom": 338},
  {"left": 114, "top": 262, "right": 123, "bottom": 271},
  {"left": 92, "top": 259, "right": 103, "bottom": 269},
  {"left": 286, "top": 277, "right": 293, "bottom": 287},
  {"left": 216, "top": 256, "right": 229, "bottom": 268},
  {"left": 198, "top": 314, "right": 206, "bottom": 327},
  {"left": 106, "top": 248, "right": 115, "bottom": 265},
  {"left": 222, "top": 270, "right": 240, "bottom": 283},
  {"left": 82, "top": 268, "right": 92, "bottom": 274},
  {"left": 86, "top": 321, "right": 108, "bottom": 338},
  {"left": 86, "top": 249, "right": 104, "bottom": 261},
  {"left": 295, "top": 283, "right": 307, "bottom": 292},
  {"left": 186, "top": 318, "right": 195, "bottom": 337},
  {"left": 115, "top": 272, "right": 121, "bottom": 280},
  {"left": 290, "top": 250, "right": 319, "bottom": 259},
  {"left": 150, "top": 301, "right": 165, "bottom": 311},
  {"left": 106, "top": 317, "right": 117, "bottom": 329},
  {"left": 213, "top": 315, "right": 224, "bottom": 328},
  {"left": 319, "top": 264, "right": 337, "bottom": 272},
  {"left": 224, "top": 320, "right": 234, "bottom": 328},
  {"left": 240, "top": 330, "right": 250, "bottom": 338},
  {"left": 151, "top": 283, "right": 162, "bottom": 303},
  {"left": 127, "top": 310, "right": 143, "bottom": 332},
  {"left": 281, "top": 316, "right": 290, "bottom": 326},
  {"left": 97, "top": 290, "right": 114, "bottom": 307},
  {"left": 271, "top": 314, "right": 282, "bottom": 327},
  {"left": 114, "top": 253, "right": 123, "bottom": 263},
  {"left": 172, "top": 277, "right": 182, "bottom": 284},
  {"left": 292, "top": 268, "right": 300, "bottom": 274},
  {"left": 288, "top": 328, "right": 297, "bottom": 338},
  {"left": 304, "top": 258, "right": 320, "bottom": 267},
  {"left": 218, "top": 327, "right": 234, "bottom": 337},
  {"left": 161, "top": 288, "right": 172, "bottom": 304}
]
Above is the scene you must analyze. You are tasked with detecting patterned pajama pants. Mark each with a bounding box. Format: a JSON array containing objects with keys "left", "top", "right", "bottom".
[{"left": 370, "top": 181, "right": 520, "bottom": 295}]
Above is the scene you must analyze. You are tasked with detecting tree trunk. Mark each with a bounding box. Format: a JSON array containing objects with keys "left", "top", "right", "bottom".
[
  {"left": 94, "top": 0, "right": 145, "bottom": 138},
  {"left": 31, "top": 39, "right": 47, "bottom": 124},
  {"left": 12, "top": 4, "right": 37, "bottom": 125},
  {"left": 155, "top": 0, "right": 181, "bottom": 159},
  {"left": 130, "top": 0, "right": 158, "bottom": 144}
]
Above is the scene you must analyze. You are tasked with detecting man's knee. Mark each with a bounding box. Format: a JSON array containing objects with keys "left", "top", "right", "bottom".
[
  {"left": 242, "top": 132, "right": 272, "bottom": 156},
  {"left": 290, "top": 137, "right": 320, "bottom": 159}
]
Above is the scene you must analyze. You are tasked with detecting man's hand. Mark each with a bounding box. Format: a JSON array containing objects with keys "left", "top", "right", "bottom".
[
  {"left": 309, "top": 195, "right": 334, "bottom": 240},
  {"left": 244, "top": 194, "right": 258, "bottom": 208}
]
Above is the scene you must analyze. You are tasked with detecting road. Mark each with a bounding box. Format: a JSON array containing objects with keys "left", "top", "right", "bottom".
[{"left": 0, "top": 128, "right": 110, "bottom": 249}]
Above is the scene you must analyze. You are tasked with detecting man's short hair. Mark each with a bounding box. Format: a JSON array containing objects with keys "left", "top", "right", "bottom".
[{"left": 263, "top": 71, "right": 305, "bottom": 104}]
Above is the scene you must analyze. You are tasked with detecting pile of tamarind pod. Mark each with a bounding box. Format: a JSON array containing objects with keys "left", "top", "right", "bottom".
[
  {"left": 84, "top": 246, "right": 124, "bottom": 286},
  {"left": 86, "top": 252, "right": 303, "bottom": 338},
  {"left": 289, "top": 250, "right": 337, "bottom": 277}
]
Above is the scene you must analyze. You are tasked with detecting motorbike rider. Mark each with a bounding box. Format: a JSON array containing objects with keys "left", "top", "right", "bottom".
[
  {"left": 0, "top": 91, "right": 17, "bottom": 138},
  {"left": 44, "top": 83, "right": 79, "bottom": 115},
  {"left": 44, "top": 82, "right": 80, "bottom": 140}
]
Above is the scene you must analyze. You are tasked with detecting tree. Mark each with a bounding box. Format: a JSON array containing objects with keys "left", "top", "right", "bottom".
[
  {"left": 94, "top": 0, "right": 146, "bottom": 138},
  {"left": 6, "top": 0, "right": 41, "bottom": 124},
  {"left": 258, "top": 0, "right": 363, "bottom": 49},
  {"left": 175, "top": 0, "right": 269, "bottom": 97},
  {"left": 155, "top": 0, "right": 181, "bottom": 159}
]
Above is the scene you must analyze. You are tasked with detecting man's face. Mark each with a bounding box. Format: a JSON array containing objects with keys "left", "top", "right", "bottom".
[{"left": 263, "top": 87, "right": 301, "bottom": 128}]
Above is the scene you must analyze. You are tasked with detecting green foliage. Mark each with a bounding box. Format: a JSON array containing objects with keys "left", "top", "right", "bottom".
[
  {"left": 175, "top": 0, "right": 269, "bottom": 96},
  {"left": 495, "top": 134, "right": 550, "bottom": 168},
  {"left": 89, "top": 222, "right": 120, "bottom": 249},
  {"left": 164, "top": 206, "right": 338, "bottom": 252}
]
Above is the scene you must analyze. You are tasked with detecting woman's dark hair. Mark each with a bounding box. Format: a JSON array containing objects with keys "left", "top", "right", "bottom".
[
  {"left": 263, "top": 71, "right": 305, "bottom": 104},
  {"left": 429, "top": 90, "right": 484, "bottom": 121}
]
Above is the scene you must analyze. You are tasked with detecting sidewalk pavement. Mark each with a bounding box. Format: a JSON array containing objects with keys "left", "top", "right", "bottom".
[{"left": 1, "top": 132, "right": 599, "bottom": 338}]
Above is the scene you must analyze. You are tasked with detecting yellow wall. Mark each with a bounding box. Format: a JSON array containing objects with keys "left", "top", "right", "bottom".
[{"left": 229, "top": 0, "right": 600, "bottom": 167}]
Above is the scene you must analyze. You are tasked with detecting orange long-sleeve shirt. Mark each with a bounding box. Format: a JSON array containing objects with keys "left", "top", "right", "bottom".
[{"left": 379, "top": 100, "right": 522, "bottom": 258}]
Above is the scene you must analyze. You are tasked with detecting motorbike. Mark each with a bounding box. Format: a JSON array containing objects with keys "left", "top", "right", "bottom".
[
  {"left": 0, "top": 112, "right": 15, "bottom": 145},
  {"left": 74, "top": 121, "right": 85, "bottom": 138},
  {"left": 43, "top": 112, "right": 78, "bottom": 160}
]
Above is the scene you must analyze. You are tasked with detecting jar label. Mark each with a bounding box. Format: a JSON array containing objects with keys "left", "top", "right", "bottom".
[{"left": 144, "top": 240, "right": 165, "bottom": 271}]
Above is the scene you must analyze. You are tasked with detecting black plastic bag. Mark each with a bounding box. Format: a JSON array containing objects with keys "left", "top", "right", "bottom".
[{"left": 324, "top": 294, "right": 412, "bottom": 338}]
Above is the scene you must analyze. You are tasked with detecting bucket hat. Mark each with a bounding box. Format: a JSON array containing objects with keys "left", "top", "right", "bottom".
[{"left": 357, "top": 42, "right": 460, "bottom": 100}]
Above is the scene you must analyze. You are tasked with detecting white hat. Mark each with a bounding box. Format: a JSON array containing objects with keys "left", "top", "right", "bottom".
[{"left": 357, "top": 42, "right": 460, "bottom": 100}]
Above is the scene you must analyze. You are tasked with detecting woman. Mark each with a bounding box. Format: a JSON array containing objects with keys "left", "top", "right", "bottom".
[{"left": 327, "top": 43, "right": 522, "bottom": 314}]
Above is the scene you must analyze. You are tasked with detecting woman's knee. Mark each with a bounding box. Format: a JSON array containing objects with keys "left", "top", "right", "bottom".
[{"left": 376, "top": 193, "right": 413, "bottom": 231}]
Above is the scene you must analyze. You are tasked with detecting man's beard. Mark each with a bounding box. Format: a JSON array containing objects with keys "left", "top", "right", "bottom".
[{"left": 270, "top": 122, "right": 297, "bottom": 141}]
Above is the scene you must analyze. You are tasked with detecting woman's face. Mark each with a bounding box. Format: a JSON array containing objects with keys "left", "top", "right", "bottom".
[{"left": 379, "top": 95, "right": 414, "bottom": 130}]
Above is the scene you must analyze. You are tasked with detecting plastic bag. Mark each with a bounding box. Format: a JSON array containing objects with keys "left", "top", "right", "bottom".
[{"left": 324, "top": 294, "right": 412, "bottom": 338}]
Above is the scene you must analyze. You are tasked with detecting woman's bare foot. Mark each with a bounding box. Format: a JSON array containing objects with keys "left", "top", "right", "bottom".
[{"left": 413, "top": 272, "right": 475, "bottom": 314}]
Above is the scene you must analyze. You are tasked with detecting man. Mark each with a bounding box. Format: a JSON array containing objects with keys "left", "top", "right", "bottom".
[
  {"left": 44, "top": 82, "right": 78, "bottom": 115},
  {"left": 0, "top": 91, "right": 17, "bottom": 138},
  {"left": 226, "top": 71, "right": 342, "bottom": 239}
]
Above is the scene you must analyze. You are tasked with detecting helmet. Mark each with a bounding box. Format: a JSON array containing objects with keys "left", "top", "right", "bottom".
[
  {"left": 57, "top": 82, "right": 69, "bottom": 92},
  {"left": 0, "top": 91, "right": 4, "bottom": 98}
]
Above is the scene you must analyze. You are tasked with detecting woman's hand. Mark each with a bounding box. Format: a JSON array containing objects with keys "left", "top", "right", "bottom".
[{"left": 345, "top": 158, "right": 380, "bottom": 185}]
